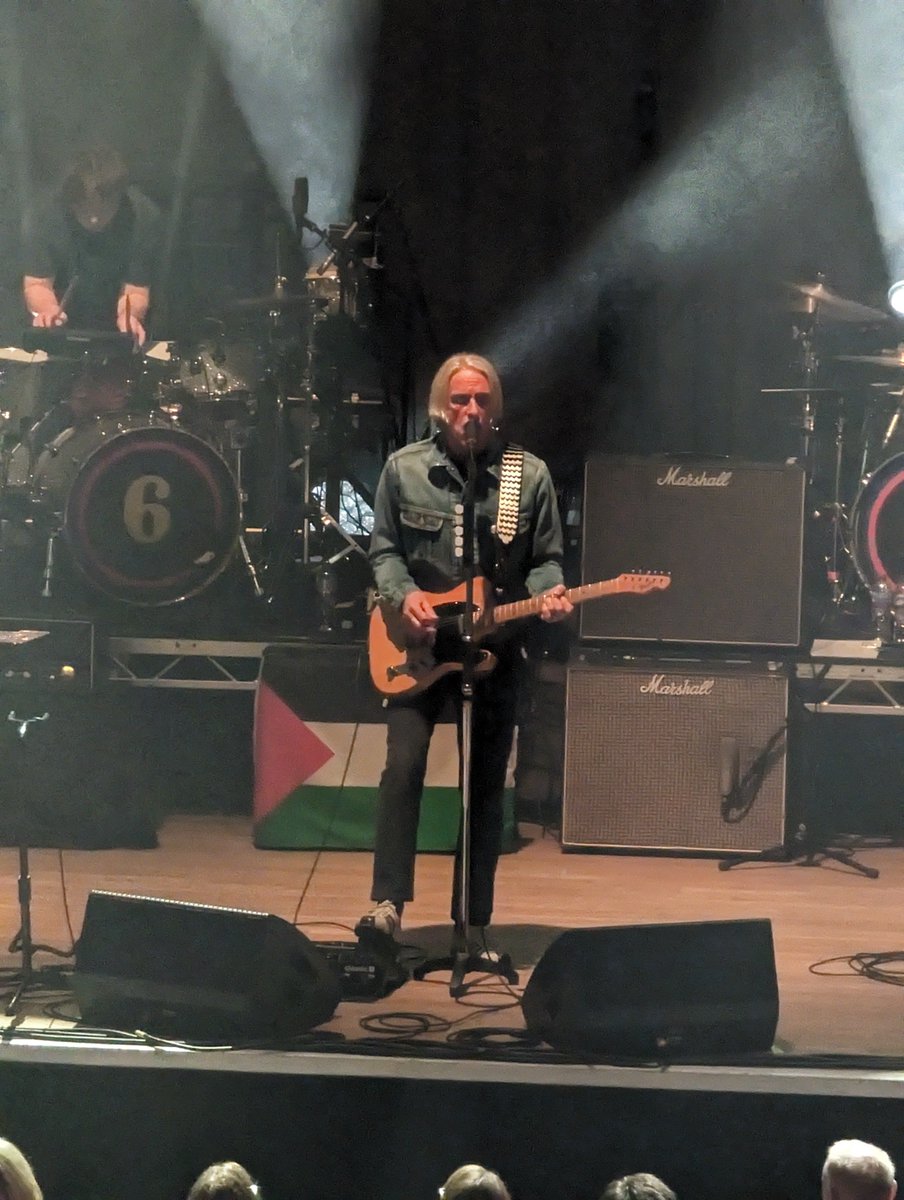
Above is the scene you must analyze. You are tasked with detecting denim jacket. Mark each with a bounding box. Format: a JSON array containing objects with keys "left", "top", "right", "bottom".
[{"left": 370, "top": 432, "right": 565, "bottom": 609}]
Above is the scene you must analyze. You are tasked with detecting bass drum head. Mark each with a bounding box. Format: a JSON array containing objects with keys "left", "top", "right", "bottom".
[
  {"left": 851, "top": 452, "right": 904, "bottom": 588},
  {"left": 38, "top": 415, "right": 240, "bottom": 605}
]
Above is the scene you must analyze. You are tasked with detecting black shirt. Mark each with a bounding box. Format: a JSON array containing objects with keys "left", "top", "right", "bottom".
[{"left": 22, "top": 186, "right": 161, "bottom": 329}]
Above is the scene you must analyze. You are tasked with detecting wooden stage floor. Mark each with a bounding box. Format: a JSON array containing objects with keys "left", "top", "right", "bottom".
[{"left": 2, "top": 814, "right": 904, "bottom": 1065}]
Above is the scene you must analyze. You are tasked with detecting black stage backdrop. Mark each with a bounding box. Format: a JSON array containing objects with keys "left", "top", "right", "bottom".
[{"left": 0, "top": 0, "right": 886, "bottom": 483}]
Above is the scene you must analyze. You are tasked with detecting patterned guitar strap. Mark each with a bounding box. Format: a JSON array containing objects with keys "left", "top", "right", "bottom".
[{"left": 493, "top": 443, "right": 525, "bottom": 599}]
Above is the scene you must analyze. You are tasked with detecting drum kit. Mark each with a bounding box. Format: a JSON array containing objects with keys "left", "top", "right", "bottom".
[
  {"left": 773, "top": 276, "right": 904, "bottom": 641},
  {"left": 0, "top": 238, "right": 385, "bottom": 622}
]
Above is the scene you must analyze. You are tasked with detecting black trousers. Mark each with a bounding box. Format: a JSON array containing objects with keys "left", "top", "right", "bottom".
[{"left": 370, "top": 648, "right": 521, "bottom": 927}]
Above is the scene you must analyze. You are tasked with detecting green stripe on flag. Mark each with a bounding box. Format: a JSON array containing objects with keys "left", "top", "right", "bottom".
[{"left": 253, "top": 786, "right": 517, "bottom": 852}]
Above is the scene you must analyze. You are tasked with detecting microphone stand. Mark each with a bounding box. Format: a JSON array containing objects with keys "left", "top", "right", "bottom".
[{"left": 414, "top": 433, "right": 518, "bottom": 997}]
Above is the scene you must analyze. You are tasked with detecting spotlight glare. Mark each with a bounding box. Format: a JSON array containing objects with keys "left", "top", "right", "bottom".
[{"left": 888, "top": 281, "right": 904, "bottom": 317}]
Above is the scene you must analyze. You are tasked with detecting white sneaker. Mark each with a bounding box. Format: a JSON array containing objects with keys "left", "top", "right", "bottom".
[
  {"left": 464, "top": 925, "right": 502, "bottom": 965},
  {"left": 358, "top": 900, "right": 401, "bottom": 938}
]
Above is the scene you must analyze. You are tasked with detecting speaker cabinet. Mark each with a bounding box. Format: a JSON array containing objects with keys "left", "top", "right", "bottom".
[
  {"left": 580, "top": 456, "right": 806, "bottom": 646},
  {"left": 562, "top": 659, "right": 789, "bottom": 854},
  {"left": 74, "top": 891, "right": 341, "bottom": 1039},
  {"left": 521, "top": 918, "right": 779, "bottom": 1056}
]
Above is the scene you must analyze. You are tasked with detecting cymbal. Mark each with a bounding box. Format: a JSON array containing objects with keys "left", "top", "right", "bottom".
[
  {"left": 226, "top": 288, "right": 311, "bottom": 312},
  {"left": 835, "top": 349, "right": 904, "bottom": 369},
  {"left": 784, "top": 281, "right": 889, "bottom": 325}
]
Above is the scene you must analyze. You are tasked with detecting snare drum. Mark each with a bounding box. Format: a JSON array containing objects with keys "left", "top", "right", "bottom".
[
  {"left": 851, "top": 452, "right": 904, "bottom": 588},
  {"left": 33, "top": 412, "right": 240, "bottom": 605},
  {"left": 179, "top": 341, "right": 261, "bottom": 422}
]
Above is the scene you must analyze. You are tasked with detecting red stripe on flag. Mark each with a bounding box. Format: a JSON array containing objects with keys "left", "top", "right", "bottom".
[{"left": 253, "top": 682, "right": 336, "bottom": 822}]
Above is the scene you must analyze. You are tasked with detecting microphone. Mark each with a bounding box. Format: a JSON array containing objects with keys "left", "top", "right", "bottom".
[
  {"left": 464, "top": 416, "right": 479, "bottom": 448},
  {"left": 292, "top": 177, "right": 310, "bottom": 231},
  {"left": 292, "top": 177, "right": 324, "bottom": 235}
]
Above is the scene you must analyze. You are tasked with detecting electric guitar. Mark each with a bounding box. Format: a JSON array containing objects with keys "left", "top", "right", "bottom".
[{"left": 368, "top": 571, "right": 671, "bottom": 697}]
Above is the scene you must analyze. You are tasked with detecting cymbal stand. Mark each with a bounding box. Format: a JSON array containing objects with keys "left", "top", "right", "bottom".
[
  {"left": 314, "top": 510, "right": 369, "bottom": 633},
  {"left": 792, "top": 308, "right": 820, "bottom": 482},
  {"left": 227, "top": 433, "right": 263, "bottom": 598},
  {"left": 287, "top": 394, "right": 318, "bottom": 568},
  {"left": 826, "top": 397, "right": 847, "bottom": 606}
]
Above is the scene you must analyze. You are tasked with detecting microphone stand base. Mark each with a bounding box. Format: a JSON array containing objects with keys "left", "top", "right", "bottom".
[{"left": 413, "top": 945, "right": 518, "bottom": 998}]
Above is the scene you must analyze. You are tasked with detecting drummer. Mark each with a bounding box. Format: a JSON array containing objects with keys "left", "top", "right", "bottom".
[
  {"left": 20, "top": 145, "right": 162, "bottom": 437},
  {"left": 22, "top": 143, "right": 160, "bottom": 346}
]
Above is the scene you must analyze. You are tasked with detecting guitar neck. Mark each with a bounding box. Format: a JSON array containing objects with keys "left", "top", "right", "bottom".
[{"left": 493, "top": 579, "right": 624, "bottom": 626}]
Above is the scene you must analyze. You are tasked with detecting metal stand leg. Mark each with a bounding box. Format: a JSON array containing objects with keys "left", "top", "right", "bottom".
[
  {"left": 4, "top": 715, "right": 70, "bottom": 1015},
  {"left": 40, "top": 528, "right": 57, "bottom": 599},
  {"left": 6, "top": 846, "right": 33, "bottom": 1014},
  {"left": 719, "top": 701, "right": 879, "bottom": 878},
  {"left": 238, "top": 533, "right": 263, "bottom": 597}
]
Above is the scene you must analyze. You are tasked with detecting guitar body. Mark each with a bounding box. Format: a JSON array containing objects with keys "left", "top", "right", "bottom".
[
  {"left": 369, "top": 578, "right": 499, "bottom": 698},
  {"left": 368, "top": 570, "right": 670, "bottom": 698}
]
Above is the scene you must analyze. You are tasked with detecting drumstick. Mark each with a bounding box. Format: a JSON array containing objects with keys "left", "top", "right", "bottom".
[{"left": 57, "top": 274, "right": 79, "bottom": 316}]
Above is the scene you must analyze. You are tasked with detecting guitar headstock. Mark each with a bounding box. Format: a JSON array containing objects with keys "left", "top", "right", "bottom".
[{"left": 617, "top": 571, "right": 672, "bottom": 594}]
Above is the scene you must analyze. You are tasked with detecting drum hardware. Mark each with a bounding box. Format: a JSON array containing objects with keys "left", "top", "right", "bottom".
[
  {"left": 40, "top": 524, "right": 58, "bottom": 601},
  {"left": 287, "top": 394, "right": 320, "bottom": 567}
]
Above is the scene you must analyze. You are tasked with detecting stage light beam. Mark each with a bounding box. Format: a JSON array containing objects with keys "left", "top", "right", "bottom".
[
  {"left": 488, "top": 31, "right": 831, "bottom": 376},
  {"left": 193, "top": 0, "right": 379, "bottom": 225},
  {"left": 823, "top": 1, "right": 904, "bottom": 309}
]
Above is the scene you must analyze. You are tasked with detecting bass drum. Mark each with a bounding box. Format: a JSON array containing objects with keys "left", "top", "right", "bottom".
[
  {"left": 851, "top": 452, "right": 904, "bottom": 589},
  {"left": 33, "top": 412, "right": 241, "bottom": 606}
]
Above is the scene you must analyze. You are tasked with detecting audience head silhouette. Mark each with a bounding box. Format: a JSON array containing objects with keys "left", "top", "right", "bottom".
[
  {"left": 186, "top": 1162, "right": 259, "bottom": 1200},
  {"left": 823, "top": 1141, "right": 897, "bottom": 1200},
  {"left": 0, "top": 1138, "right": 43, "bottom": 1200},
  {"left": 439, "top": 1164, "right": 511, "bottom": 1200},
  {"left": 601, "top": 1173, "right": 677, "bottom": 1200}
]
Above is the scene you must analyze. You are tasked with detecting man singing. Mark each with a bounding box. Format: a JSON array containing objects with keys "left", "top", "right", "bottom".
[{"left": 361, "top": 352, "right": 572, "bottom": 954}]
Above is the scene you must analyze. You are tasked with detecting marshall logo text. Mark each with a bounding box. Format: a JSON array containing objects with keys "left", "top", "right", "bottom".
[
  {"left": 640, "top": 674, "right": 715, "bottom": 696},
  {"left": 656, "top": 465, "right": 733, "bottom": 487}
]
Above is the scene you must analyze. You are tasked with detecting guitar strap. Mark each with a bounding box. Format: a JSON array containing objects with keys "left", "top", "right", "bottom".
[{"left": 493, "top": 443, "right": 524, "bottom": 596}]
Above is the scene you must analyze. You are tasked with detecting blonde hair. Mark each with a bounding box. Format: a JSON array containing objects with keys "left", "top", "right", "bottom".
[
  {"left": 440, "top": 1164, "right": 511, "bottom": 1200},
  {"left": 427, "top": 353, "right": 504, "bottom": 426},
  {"left": 186, "top": 1162, "right": 259, "bottom": 1200},
  {"left": 0, "top": 1139, "right": 43, "bottom": 1200}
]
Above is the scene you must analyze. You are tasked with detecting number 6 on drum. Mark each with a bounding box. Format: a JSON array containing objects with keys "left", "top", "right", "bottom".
[
  {"left": 32, "top": 413, "right": 241, "bottom": 605},
  {"left": 123, "top": 475, "right": 172, "bottom": 544}
]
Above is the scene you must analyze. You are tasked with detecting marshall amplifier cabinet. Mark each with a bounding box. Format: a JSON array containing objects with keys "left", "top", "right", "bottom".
[
  {"left": 580, "top": 456, "right": 806, "bottom": 647},
  {"left": 562, "top": 657, "right": 789, "bottom": 855}
]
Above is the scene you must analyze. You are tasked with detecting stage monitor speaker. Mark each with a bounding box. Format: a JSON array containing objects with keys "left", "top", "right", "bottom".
[
  {"left": 522, "top": 918, "right": 779, "bottom": 1057},
  {"left": 74, "top": 891, "right": 341, "bottom": 1039},
  {"left": 562, "top": 659, "right": 789, "bottom": 854},
  {"left": 580, "top": 456, "right": 806, "bottom": 646}
]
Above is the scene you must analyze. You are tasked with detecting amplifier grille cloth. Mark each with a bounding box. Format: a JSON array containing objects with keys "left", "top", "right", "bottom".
[
  {"left": 580, "top": 457, "right": 805, "bottom": 646},
  {"left": 563, "top": 666, "right": 788, "bottom": 853}
]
